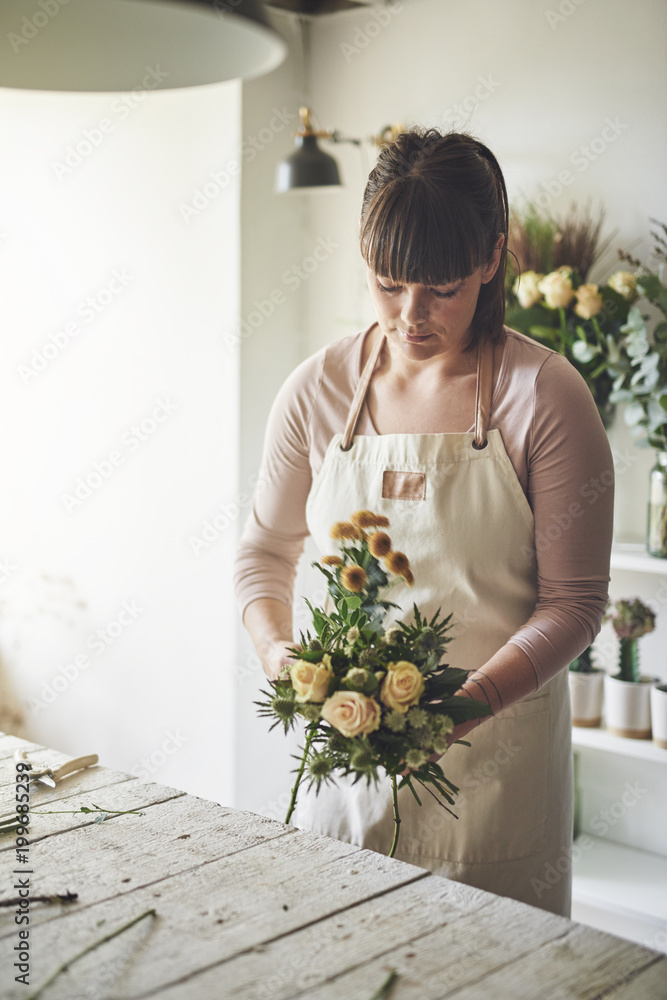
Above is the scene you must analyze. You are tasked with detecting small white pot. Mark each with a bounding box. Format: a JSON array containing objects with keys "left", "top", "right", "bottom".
[
  {"left": 604, "top": 674, "right": 653, "bottom": 739},
  {"left": 569, "top": 670, "right": 604, "bottom": 727},
  {"left": 650, "top": 684, "right": 667, "bottom": 750}
]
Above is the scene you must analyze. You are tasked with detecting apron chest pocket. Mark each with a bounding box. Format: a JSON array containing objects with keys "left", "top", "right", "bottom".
[{"left": 382, "top": 470, "right": 426, "bottom": 501}]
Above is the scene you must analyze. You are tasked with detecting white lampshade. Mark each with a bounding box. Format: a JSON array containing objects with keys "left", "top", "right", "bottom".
[{"left": 0, "top": 0, "right": 286, "bottom": 92}]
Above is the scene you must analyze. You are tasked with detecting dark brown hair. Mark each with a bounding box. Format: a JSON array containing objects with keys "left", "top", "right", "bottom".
[{"left": 359, "top": 129, "right": 509, "bottom": 343}]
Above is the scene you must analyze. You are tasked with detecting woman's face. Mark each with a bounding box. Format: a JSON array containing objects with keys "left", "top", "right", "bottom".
[{"left": 365, "top": 243, "right": 501, "bottom": 361}]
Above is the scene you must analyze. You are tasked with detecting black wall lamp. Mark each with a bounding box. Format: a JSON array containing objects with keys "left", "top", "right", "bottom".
[{"left": 276, "top": 108, "right": 404, "bottom": 192}]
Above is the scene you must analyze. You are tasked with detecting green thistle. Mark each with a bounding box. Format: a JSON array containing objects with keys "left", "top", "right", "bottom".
[
  {"left": 350, "top": 743, "right": 377, "bottom": 778},
  {"left": 415, "top": 626, "right": 438, "bottom": 654},
  {"left": 405, "top": 749, "right": 427, "bottom": 769},
  {"left": 382, "top": 624, "right": 404, "bottom": 645},
  {"left": 431, "top": 713, "right": 454, "bottom": 736},
  {"left": 307, "top": 752, "right": 334, "bottom": 786},
  {"left": 344, "top": 667, "right": 378, "bottom": 695},
  {"left": 256, "top": 685, "right": 298, "bottom": 733},
  {"left": 299, "top": 703, "right": 322, "bottom": 722},
  {"left": 385, "top": 710, "right": 408, "bottom": 732},
  {"left": 359, "top": 648, "right": 381, "bottom": 669},
  {"left": 411, "top": 724, "right": 434, "bottom": 749},
  {"left": 407, "top": 707, "right": 429, "bottom": 728}
]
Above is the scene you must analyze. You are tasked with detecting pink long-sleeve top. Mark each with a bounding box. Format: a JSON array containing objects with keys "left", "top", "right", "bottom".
[{"left": 234, "top": 325, "right": 614, "bottom": 688}]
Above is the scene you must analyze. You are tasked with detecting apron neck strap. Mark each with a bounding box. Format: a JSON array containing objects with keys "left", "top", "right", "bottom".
[
  {"left": 339, "top": 328, "right": 495, "bottom": 452},
  {"left": 340, "top": 327, "right": 385, "bottom": 451},
  {"left": 473, "top": 336, "right": 494, "bottom": 449}
]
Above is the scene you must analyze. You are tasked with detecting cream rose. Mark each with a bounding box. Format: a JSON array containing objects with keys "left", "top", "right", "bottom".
[
  {"left": 380, "top": 660, "right": 425, "bottom": 714},
  {"left": 538, "top": 268, "right": 574, "bottom": 309},
  {"left": 290, "top": 656, "right": 332, "bottom": 703},
  {"left": 574, "top": 283, "right": 603, "bottom": 320},
  {"left": 320, "top": 690, "right": 381, "bottom": 737},
  {"left": 513, "top": 270, "right": 543, "bottom": 308},
  {"left": 607, "top": 270, "right": 638, "bottom": 302}
]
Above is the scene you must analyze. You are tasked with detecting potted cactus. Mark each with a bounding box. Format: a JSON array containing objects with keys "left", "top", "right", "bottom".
[
  {"left": 568, "top": 646, "right": 604, "bottom": 727},
  {"left": 604, "top": 598, "right": 656, "bottom": 739}
]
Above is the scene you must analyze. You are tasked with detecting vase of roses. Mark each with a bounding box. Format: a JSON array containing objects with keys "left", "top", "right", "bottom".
[
  {"left": 505, "top": 202, "right": 632, "bottom": 426},
  {"left": 256, "top": 510, "right": 491, "bottom": 858}
]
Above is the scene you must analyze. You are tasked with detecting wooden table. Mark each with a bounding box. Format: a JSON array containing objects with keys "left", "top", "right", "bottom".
[{"left": 1, "top": 732, "right": 666, "bottom": 1000}]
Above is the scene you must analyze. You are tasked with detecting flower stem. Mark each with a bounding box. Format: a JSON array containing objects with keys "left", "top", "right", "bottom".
[
  {"left": 284, "top": 725, "right": 316, "bottom": 826},
  {"left": 26, "top": 908, "right": 156, "bottom": 1000},
  {"left": 388, "top": 772, "right": 401, "bottom": 858},
  {"left": 368, "top": 968, "right": 398, "bottom": 1000}
]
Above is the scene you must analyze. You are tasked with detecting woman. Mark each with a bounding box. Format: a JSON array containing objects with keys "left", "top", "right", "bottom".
[{"left": 234, "top": 130, "right": 614, "bottom": 918}]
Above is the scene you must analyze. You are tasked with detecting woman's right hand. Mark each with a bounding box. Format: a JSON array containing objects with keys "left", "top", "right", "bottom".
[
  {"left": 261, "top": 639, "right": 298, "bottom": 683},
  {"left": 243, "top": 598, "right": 298, "bottom": 683}
]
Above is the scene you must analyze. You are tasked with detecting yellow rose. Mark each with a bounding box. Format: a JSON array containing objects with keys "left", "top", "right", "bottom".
[
  {"left": 607, "top": 270, "right": 638, "bottom": 302},
  {"left": 290, "top": 655, "right": 332, "bottom": 703},
  {"left": 513, "top": 270, "right": 543, "bottom": 308},
  {"left": 320, "top": 690, "right": 381, "bottom": 737},
  {"left": 574, "top": 283, "right": 603, "bottom": 320},
  {"left": 380, "top": 660, "right": 425, "bottom": 714},
  {"left": 538, "top": 268, "right": 574, "bottom": 309}
]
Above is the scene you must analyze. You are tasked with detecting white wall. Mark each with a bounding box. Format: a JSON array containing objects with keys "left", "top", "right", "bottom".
[
  {"left": 234, "top": 0, "right": 667, "bottom": 813},
  {"left": 0, "top": 81, "right": 241, "bottom": 805}
]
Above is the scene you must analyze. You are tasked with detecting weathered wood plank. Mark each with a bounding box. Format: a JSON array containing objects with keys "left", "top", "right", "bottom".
[
  {"left": 138, "top": 875, "right": 569, "bottom": 1000},
  {"left": 136, "top": 881, "right": 576, "bottom": 1000},
  {"left": 0, "top": 732, "right": 46, "bottom": 760},
  {"left": 0, "top": 828, "right": 429, "bottom": 998},
  {"left": 603, "top": 956, "right": 667, "bottom": 999},
  {"left": 246, "top": 897, "right": 665, "bottom": 1000},
  {"left": 0, "top": 798, "right": 296, "bottom": 937},
  {"left": 428, "top": 921, "right": 665, "bottom": 1000},
  {"left": 1, "top": 777, "right": 185, "bottom": 850}
]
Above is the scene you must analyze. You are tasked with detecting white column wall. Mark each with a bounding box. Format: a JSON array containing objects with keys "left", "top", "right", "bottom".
[{"left": 0, "top": 81, "right": 241, "bottom": 805}]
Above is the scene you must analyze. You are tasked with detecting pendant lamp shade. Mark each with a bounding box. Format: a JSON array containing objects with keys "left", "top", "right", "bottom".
[
  {"left": 0, "top": 0, "right": 286, "bottom": 92},
  {"left": 276, "top": 134, "right": 341, "bottom": 192}
]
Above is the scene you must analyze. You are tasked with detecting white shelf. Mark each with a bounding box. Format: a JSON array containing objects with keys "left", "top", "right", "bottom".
[
  {"left": 572, "top": 725, "right": 667, "bottom": 764},
  {"left": 572, "top": 835, "right": 667, "bottom": 931},
  {"left": 611, "top": 541, "right": 667, "bottom": 575}
]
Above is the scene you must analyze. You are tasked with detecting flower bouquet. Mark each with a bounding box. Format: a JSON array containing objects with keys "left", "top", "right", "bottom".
[{"left": 256, "top": 510, "right": 491, "bottom": 858}]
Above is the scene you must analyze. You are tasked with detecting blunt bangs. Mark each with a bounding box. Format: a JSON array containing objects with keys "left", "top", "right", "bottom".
[
  {"left": 358, "top": 130, "right": 509, "bottom": 342},
  {"left": 361, "top": 177, "right": 490, "bottom": 287}
]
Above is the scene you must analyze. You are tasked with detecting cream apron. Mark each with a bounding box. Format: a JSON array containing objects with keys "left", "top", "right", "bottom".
[{"left": 295, "top": 329, "right": 573, "bottom": 917}]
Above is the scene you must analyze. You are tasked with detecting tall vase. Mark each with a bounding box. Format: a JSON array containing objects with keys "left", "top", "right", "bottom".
[{"left": 648, "top": 451, "right": 667, "bottom": 558}]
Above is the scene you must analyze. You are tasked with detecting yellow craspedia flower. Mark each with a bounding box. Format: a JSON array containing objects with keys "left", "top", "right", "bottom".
[
  {"left": 350, "top": 509, "right": 390, "bottom": 530},
  {"left": 322, "top": 555, "right": 343, "bottom": 566},
  {"left": 368, "top": 531, "right": 392, "bottom": 558},
  {"left": 340, "top": 565, "right": 367, "bottom": 593},
  {"left": 330, "top": 521, "right": 359, "bottom": 540},
  {"left": 385, "top": 550, "right": 414, "bottom": 586}
]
